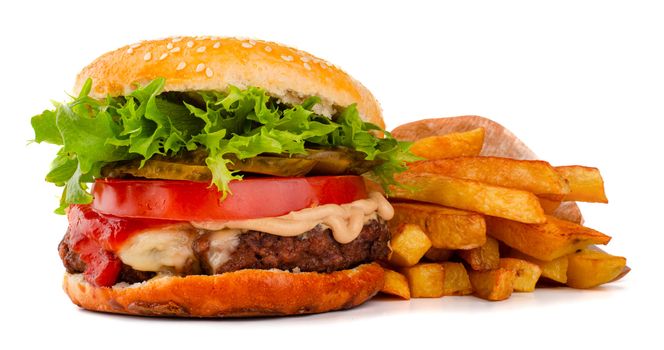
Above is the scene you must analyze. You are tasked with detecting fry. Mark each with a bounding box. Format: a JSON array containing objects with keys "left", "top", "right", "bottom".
[
  {"left": 441, "top": 262, "right": 473, "bottom": 296},
  {"left": 408, "top": 128, "right": 485, "bottom": 159},
  {"left": 392, "top": 172, "right": 546, "bottom": 224},
  {"left": 499, "top": 258, "right": 542, "bottom": 292},
  {"left": 566, "top": 248, "right": 626, "bottom": 289},
  {"left": 381, "top": 269, "right": 411, "bottom": 299},
  {"left": 424, "top": 248, "right": 454, "bottom": 262},
  {"left": 408, "top": 157, "right": 569, "bottom": 198},
  {"left": 486, "top": 215, "right": 611, "bottom": 261},
  {"left": 388, "top": 224, "right": 432, "bottom": 267},
  {"left": 508, "top": 249, "right": 569, "bottom": 283},
  {"left": 555, "top": 166, "right": 608, "bottom": 203},
  {"left": 458, "top": 237, "right": 500, "bottom": 271},
  {"left": 539, "top": 197, "right": 561, "bottom": 214},
  {"left": 468, "top": 268, "right": 516, "bottom": 301},
  {"left": 390, "top": 202, "right": 486, "bottom": 249},
  {"left": 402, "top": 263, "right": 445, "bottom": 298}
]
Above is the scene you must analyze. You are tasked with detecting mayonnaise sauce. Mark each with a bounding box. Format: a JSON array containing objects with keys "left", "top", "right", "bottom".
[{"left": 192, "top": 192, "right": 393, "bottom": 244}]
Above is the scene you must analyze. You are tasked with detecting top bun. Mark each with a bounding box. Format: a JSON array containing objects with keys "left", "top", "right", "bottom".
[{"left": 74, "top": 36, "right": 384, "bottom": 128}]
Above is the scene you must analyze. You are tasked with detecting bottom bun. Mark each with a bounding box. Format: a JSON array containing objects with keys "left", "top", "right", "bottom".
[{"left": 63, "top": 263, "right": 385, "bottom": 317}]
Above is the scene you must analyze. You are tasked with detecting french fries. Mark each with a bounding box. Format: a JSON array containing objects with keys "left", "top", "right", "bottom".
[
  {"left": 566, "top": 248, "right": 627, "bottom": 289},
  {"left": 408, "top": 128, "right": 485, "bottom": 159},
  {"left": 458, "top": 237, "right": 500, "bottom": 271},
  {"left": 391, "top": 172, "right": 546, "bottom": 224},
  {"left": 402, "top": 263, "right": 445, "bottom": 298},
  {"left": 486, "top": 215, "right": 611, "bottom": 261},
  {"left": 390, "top": 202, "right": 486, "bottom": 249},
  {"left": 379, "top": 117, "right": 628, "bottom": 302},
  {"left": 408, "top": 157, "right": 569, "bottom": 198},
  {"left": 441, "top": 262, "right": 473, "bottom": 296},
  {"left": 468, "top": 268, "right": 516, "bottom": 301},
  {"left": 508, "top": 249, "right": 569, "bottom": 283},
  {"left": 555, "top": 166, "right": 608, "bottom": 203},
  {"left": 499, "top": 258, "right": 542, "bottom": 292},
  {"left": 381, "top": 269, "right": 411, "bottom": 299},
  {"left": 389, "top": 224, "right": 432, "bottom": 267}
]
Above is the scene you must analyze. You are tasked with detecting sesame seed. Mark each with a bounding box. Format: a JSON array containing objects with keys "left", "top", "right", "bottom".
[
  {"left": 159, "top": 53, "right": 168, "bottom": 60},
  {"left": 281, "top": 55, "right": 294, "bottom": 62},
  {"left": 167, "top": 43, "right": 173, "bottom": 49},
  {"left": 126, "top": 48, "right": 134, "bottom": 54},
  {"left": 176, "top": 62, "right": 186, "bottom": 71},
  {"left": 210, "top": 36, "right": 220, "bottom": 40},
  {"left": 170, "top": 47, "right": 181, "bottom": 53},
  {"left": 241, "top": 42, "right": 253, "bottom": 48},
  {"left": 213, "top": 42, "right": 221, "bottom": 49},
  {"left": 130, "top": 43, "right": 141, "bottom": 49},
  {"left": 143, "top": 52, "right": 152, "bottom": 61},
  {"left": 249, "top": 40, "right": 256, "bottom": 45},
  {"left": 186, "top": 41, "right": 194, "bottom": 48},
  {"left": 303, "top": 62, "right": 311, "bottom": 70},
  {"left": 300, "top": 56, "right": 310, "bottom": 62},
  {"left": 205, "top": 67, "right": 213, "bottom": 77},
  {"left": 196, "top": 46, "right": 206, "bottom": 53},
  {"left": 320, "top": 62, "right": 328, "bottom": 69},
  {"left": 264, "top": 46, "right": 272, "bottom": 52},
  {"left": 195, "top": 63, "right": 205, "bottom": 72},
  {"left": 172, "top": 37, "right": 182, "bottom": 42},
  {"left": 195, "top": 36, "right": 208, "bottom": 41}
]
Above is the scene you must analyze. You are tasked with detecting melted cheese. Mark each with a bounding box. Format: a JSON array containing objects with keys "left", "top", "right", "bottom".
[{"left": 117, "top": 226, "right": 197, "bottom": 273}]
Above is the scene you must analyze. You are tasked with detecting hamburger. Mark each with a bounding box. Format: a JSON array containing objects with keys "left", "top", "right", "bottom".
[{"left": 31, "top": 37, "right": 415, "bottom": 317}]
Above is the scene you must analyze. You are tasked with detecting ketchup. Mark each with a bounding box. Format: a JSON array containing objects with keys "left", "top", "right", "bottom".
[{"left": 66, "top": 205, "right": 178, "bottom": 287}]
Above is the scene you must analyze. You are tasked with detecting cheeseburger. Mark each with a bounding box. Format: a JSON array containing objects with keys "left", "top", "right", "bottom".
[{"left": 31, "top": 37, "right": 415, "bottom": 317}]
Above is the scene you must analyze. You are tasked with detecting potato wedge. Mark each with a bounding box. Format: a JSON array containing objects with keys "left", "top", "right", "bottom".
[
  {"left": 468, "top": 268, "right": 516, "bottom": 301},
  {"left": 391, "top": 172, "right": 546, "bottom": 224},
  {"left": 566, "top": 248, "right": 627, "bottom": 289},
  {"left": 499, "top": 258, "right": 542, "bottom": 292},
  {"left": 508, "top": 249, "right": 569, "bottom": 283},
  {"left": 389, "top": 224, "right": 432, "bottom": 267},
  {"left": 441, "top": 262, "right": 473, "bottom": 296},
  {"left": 458, "top": 237, "right": 500, "bottom": 270},
  {"left": 424, "top": 247, "right": 454, "bottom": 262},
  {"left": 408, "top": 157, "right": 569, "bottom": 198},
  {"left": 380, "top": 269, "right": 411, "bottom": 299},
  {"left": 402, "top": 263, "right": 445, "bottom": 298},
  {"left": 409, "top": 128, "right": 485, "bottom": 159},
  {"left": 390, "top": 202, "right": 486, "bottom": 249},
  {"left": 539, "top": 197, "right": 561, "bottom": 214},
  {"left": 486, "top": 215, "right": 611, "bottom": 261},
  {"left": 555, "top": 166, "right": 608, "bottom": 203}
]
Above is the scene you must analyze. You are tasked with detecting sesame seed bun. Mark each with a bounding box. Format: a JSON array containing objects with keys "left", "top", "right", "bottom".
[
  {"left": 63, "top": 263, "right": 384, "bottom": 317},
  {"left": 74, "top": 36, "right": 384, "bottom": 128}
]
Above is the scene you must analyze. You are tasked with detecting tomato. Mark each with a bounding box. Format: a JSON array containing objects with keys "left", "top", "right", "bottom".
[
  {"left": 67, "top": 205, "right": 176, "bottom": 287},
  {"left": 91, "top": 176, "right": 367, "bottom": 221}
]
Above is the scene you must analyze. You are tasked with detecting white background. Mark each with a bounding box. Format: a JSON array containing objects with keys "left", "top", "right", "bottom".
[{"left": 1, "top": 0, "right": 662, "bottom": 349}]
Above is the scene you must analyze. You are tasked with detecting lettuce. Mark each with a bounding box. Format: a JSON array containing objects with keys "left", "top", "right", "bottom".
[{"left": 31, "top": 78, "right": 416, "bottom": 213}]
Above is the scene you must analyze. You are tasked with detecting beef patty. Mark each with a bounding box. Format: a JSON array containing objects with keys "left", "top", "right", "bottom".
[{"left": 59, "top": 219, "right": 390, "bottom": 285}]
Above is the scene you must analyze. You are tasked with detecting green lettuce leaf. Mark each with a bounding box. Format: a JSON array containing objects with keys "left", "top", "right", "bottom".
[{"left": 31, "top": 78, "right": 414, "bottom": 212}]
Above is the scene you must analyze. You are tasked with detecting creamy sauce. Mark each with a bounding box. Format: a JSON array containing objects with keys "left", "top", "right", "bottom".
[
  {"left": 192, "top": 192, "right": 393, "bottom": 244},
  {"left": 117, "top": 226, "right": 198, "bottom": 273}
]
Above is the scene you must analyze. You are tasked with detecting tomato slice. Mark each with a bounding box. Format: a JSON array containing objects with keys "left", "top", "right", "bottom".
[{"left": 91, "top": 176, "right": 367, "bottom": 221}]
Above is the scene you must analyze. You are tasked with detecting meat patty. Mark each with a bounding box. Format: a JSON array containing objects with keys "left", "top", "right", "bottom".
[
  {"left": 194, "top": 219, "right": 390, "bottom": 274},
  {"left": 58, "top": 219, "right": 390, "bottom": 285}
]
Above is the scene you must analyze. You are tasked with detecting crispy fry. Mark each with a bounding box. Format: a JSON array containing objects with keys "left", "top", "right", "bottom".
[
  {"left": 566, "top": 248, "right": 627, "bottom": 289},
  {"left": 408, "top": 128, "right": 485, "bottom": 160},
  {"left": 388, "top": 224, "right": 432, "bottom": 267},
  {"left": 402, "top": 263, "right": 445, "bottom": 298},
  {"left": 408, "top": 157, "right": 569, "bottom": 198},
  {"left": 468, "top": 268, "right": 516, "bottom": 301},
  {"left": 508, "top": 249, "right": 569, "bottom": 283},
  {"left": 390, "top": 202, "right": 486, "bottom": 249},
  {"left": 380, "top": 268, "right": 411, "bottom": 299},
  {"left": 391, "top": 172, "right": 546, "bottom": 224},
  {"left": 424, "top": 247, "right": 454, "bottom": 262},
  {"left": 458, "top": 237, "right": 500, "bottom": 271},
  {"left": 539, "top": 197, "right": 561, "bottom": 214},
  {"left": 486, "top": 215, "right": 611, "bottom": 261},
  {"left": 555, "top": 166, "right": 608, "bottom": 203},
  {"left": 499, "top": 258, "right": 542, "bottom": 292},
  {"left": 441, "top": 262, "right": 473, "bottom": 296}
]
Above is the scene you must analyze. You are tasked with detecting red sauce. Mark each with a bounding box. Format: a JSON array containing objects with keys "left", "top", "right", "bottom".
[{"left": 66, "top": 205, "right": 179, "bottom": 286}]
